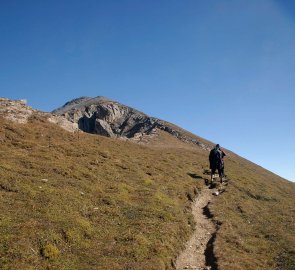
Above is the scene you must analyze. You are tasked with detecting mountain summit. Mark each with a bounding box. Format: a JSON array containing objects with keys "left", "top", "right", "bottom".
[
  {"left": 52, "top": 96, "right": 209, "bottom": 149},
  {"left": 52, "top": 96, "right": 154, "bottom": 138}
]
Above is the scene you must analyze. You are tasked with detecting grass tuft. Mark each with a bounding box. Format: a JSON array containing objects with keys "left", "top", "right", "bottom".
[{"left": 41, "top": 244, "right": 60, "bottom": 259}]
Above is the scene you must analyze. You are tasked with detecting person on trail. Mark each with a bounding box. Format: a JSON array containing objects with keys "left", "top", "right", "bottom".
[{"left": 209, "top": 144, "right": 226, "bottom": 183}]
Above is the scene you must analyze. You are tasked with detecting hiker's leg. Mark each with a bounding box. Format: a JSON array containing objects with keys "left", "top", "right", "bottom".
[
  {"left": 218, "top": 168, "right": 223, "bottom": 183},
  {"left": 221, "top": 166, "right": 224, "bottom": 178},
  {"left": 221, "top": 163, "right": 225, "bottom": 177},
  {"left": 210, "top": 168, "right": 215, "bottom": 182}
]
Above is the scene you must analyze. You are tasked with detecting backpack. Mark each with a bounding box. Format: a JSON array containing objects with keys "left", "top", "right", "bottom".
[{"left": 209, "top": 148, "right": 222, "bottom": 166}]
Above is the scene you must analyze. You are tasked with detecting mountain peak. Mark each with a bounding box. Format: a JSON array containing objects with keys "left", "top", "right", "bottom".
[
  {"left": 52, "top": 96, "right": 209, "bottom": 149},
  {"left": 52, "top": 96, "right": 114, "bottom": 114}
]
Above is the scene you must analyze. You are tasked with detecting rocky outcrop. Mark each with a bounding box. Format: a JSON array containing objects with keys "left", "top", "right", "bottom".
[
  {"left": 52, "top": 96, "right": 156, "bottom": 137},
  {"left": 0, "top": 98, "right": 35, "bottom": 124},
  {"left": 0, "top": 96, "right": 210, "bottom": 149},
  {"left": 52, "top": 96, "right": 210, "bottom": 150},
  {"left": 47, "top": 115, "right": 78, "bottom": 133},
  {"left": 0, "top": 97, "right": 78, "bottom": 132},
  {"left": 94, "top": 119, "right": 114, "bottom": 137}
]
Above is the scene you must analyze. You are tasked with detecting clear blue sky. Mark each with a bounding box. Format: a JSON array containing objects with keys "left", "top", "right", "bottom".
[{"left": 1, "top": 0, "right": 295, "bottom": 182}]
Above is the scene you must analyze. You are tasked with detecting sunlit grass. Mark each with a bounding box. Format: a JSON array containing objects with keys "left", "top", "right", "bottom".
[
  {"left": 0, "top": 116, "right": 204, "bottom": 269},
  {"left": 0, "top": 115, "right": 294, "bottom": 269}
]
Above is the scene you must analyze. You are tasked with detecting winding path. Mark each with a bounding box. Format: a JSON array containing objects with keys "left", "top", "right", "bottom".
[{"left": 175, "top": 187, "right": 216, "bottom": 270}]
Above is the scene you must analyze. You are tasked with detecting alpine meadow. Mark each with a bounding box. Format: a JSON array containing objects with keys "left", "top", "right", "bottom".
[{"left": 0, "top": 97, "right": 294, "bottom": 270}]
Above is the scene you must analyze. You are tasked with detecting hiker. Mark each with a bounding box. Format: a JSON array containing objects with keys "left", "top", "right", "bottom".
[{"left": 209, "top": 144, "right": 226, "bottom": 183}]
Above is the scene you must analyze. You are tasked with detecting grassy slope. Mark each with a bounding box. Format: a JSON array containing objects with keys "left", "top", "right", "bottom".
[
  {"left": 0, "top": 116, "right": 206, "bottom": 270},
  {"left": 1, "top": 115, "right": 295, "bottom": 270},
  {"left": 212, "top": 156, "right": 295, "bottom": 270},
  {"left": 160, "top": 120, "right": 295, "bottom": 269}
]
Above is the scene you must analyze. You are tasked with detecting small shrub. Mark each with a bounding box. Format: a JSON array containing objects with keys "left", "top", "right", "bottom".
[{"left": 41, "top": 243, "right": 60, "bottom": 259}]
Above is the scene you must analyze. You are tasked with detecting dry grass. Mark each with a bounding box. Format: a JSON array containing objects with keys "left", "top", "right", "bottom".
[
  {"left": 0, "top": 116, "right": 205, "bottom": 270},
  {"left": 151, "top": 124, "right": 295, "bottom": 269},
  {"left": 0, "top": 115, "right": 294, "bottom": 270},
  {"left": 211, "top": 156, "right": 295, "bottom": 270}
]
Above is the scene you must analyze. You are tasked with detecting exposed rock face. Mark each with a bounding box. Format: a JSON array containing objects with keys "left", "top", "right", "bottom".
[
  {"left": 0, "top": 97, "right": 78, "bottom": 132},
  {"left": 94, "top": 119, "right": 114, "bottom": 137},
  {"left": 0, "top": 96, "right": 209, "bottom": 149},
  {"left": 0, "top": 98, "right": 35, "bottom": 124},
  {"left": 0, "top": 96, "right": 211, "bottom": 150},
  {"left": 52, "top": 96, "right": 157, "bottom": 138},
  {"left": 52, "top": 96, "right": 210, "bottom": 150},
  {"left": 47, "top": 115, "right": 78, "bottom": 133}
]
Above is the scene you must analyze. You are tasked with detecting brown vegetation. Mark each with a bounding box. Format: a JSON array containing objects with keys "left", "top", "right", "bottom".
[
  {"left": 0, "top": 116, "right": 204, "bottom": 269},
  {"left": 0, "top": 114, "right": 294, "bottom": 269}
]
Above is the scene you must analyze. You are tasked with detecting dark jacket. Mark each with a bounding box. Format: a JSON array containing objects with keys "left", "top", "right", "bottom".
[{"left": 209, "top": 147, "right": 223, "bottom": 169}]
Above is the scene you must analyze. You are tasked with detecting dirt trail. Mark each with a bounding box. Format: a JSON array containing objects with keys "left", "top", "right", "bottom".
[{"left": 175, "top": 187, "right": 216, "bottom": 270}]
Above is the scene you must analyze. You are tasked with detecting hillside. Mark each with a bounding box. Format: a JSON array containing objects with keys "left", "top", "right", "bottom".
[
  {"left": 0, "top": 115, "right": 206, "bottom": 270},
  {"left": 0, "top": 98, "right": 294, "bottom": 270}
]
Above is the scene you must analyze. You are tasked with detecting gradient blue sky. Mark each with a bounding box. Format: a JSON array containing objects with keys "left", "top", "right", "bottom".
[{"left": 1, "top": 0, "right": 295, "bottom": 182}]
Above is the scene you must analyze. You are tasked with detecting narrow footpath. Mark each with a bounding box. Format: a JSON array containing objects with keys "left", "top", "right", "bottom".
[{"left": 175, "top": 186, "right": 217, "bottom": 270}]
